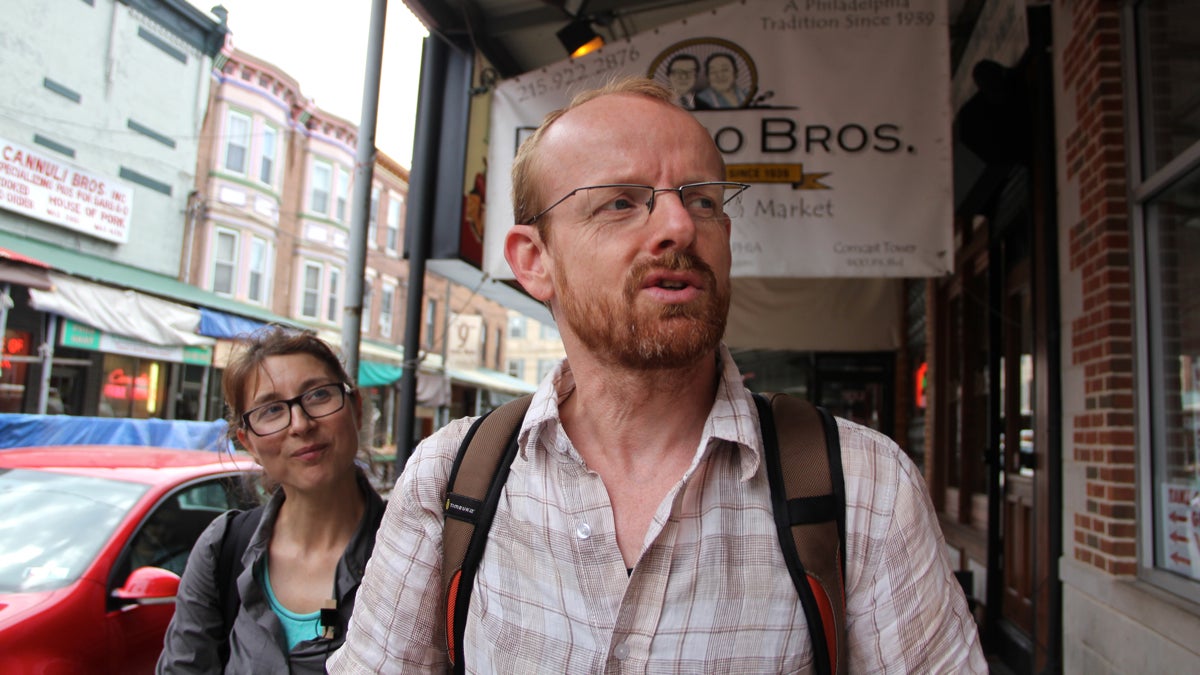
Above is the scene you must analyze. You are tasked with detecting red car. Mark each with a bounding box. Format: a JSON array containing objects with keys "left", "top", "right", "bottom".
[{"left": 0, "top": 446, "right": 259, "bottom": 674}]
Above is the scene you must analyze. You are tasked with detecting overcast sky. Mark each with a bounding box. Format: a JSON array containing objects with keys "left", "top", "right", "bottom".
[{"left": 188, "top": 0, "right": 429, "bottom": 166}]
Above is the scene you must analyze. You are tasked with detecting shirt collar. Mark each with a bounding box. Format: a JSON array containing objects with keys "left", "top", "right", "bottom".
[{"left": 516, "top": 344, "right": 764, "bottom": 481}]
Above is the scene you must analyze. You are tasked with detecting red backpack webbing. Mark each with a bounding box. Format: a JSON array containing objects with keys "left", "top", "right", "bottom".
[
  {"left": 441, "top": 394, "right": 532, "bottom": 674},
  {"left": 441, "top": 392, "right": 846, "bottom": 675},
  {"left": 754, "top": 392, "right": 847, "bottom": 675}
]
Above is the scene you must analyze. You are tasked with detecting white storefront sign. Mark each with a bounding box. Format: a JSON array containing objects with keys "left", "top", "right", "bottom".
[
  {"left": 0, "top": 137, "right": 132, "bottom": 244},
  {"left": 484, "top": 0, "right": 953, "bottom": 278},
  {"left": 1160, "top": 482, "right": 1200, "bottom": 581},
  {"left": 446, "top": 313, "right": 484, "bottom": 370}
]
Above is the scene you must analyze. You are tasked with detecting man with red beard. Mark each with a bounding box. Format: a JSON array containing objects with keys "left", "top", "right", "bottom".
[{"left": 331, "top": 78, "right": 985, "bottom": 674}]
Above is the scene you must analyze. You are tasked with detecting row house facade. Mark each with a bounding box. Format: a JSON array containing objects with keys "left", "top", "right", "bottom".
[
  {"left": 0, "top": 0, "right": 235, "bottom": 420},
  {"left": 190, "top": 47, "right": 533, "bottom": 445},
  {"left": 505, "top": 310, "right": 566, "bottom": 387},
  {"left": 0, "top": 1, "right": 536, "bottom": 439}
]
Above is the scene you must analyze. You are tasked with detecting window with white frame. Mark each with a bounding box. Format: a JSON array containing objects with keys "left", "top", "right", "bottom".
[
  {"left": 537, "top": 358, "right": 557, "bottom": 383},
  {"left": 380, "top": 282, "right": 395, "bottom": 338},
  {"left": 1130, "top": 0, "right": 1200, "bottom": 602},
  {"left": 212, "top": 229, "right": 238, "bottom": 295},
  {"left": 368, "top": 186, "right": 380, "bottom": 247},
  {"left": 508, "top": 315, "right": 526, "bottom": 338},
  {"left": 247, "top": 236, "right": 271, "bottom": 305},
  {"left": 301, "top": 262, "right": 322, "bottom": 319},
  {"left": 326, "top": 267, "right": 341, "bottom": 323},
  {"left": 361, "top": 283, "right": 373, "bottom": 334},
  {"left": 386, "top": 195, "right": 401, "bottom": 252},
  {"left": 259, "top": 125, "right": 278, "bottom": 186},
  {"left": 540, "top": 322, "right": 560, "bottom": 340},
  {"left": 507, "top": 358, "right": 525, "bottom": 379},
  {"left": 336, "top": 167, "right": 350, "bottom": 222},
  {"left": 223, "top": 111, "right": 251, "bottom": 174},
  {"left": 310, "top": 160, "right": 332, "bottom": 216}
]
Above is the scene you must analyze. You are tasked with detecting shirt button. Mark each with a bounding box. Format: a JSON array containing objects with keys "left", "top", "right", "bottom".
[
  {"left": 575, "top": 521, "right": 591, "bottom": 539},
  {"left": 613, "top": 641, "right": 629, "bottom": 660}
]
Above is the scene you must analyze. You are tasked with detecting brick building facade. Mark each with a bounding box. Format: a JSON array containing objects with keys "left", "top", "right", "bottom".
[{"left": 923, "top": 0, "right": 1199, "bottom": 671}]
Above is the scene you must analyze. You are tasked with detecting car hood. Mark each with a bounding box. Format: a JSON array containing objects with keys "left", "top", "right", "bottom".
[{"left": 0, "top": 587, "right": 73, "bottom": 627}]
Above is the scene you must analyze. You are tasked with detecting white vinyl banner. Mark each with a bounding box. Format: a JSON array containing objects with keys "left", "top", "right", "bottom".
[
  {"left": 0, "top": 137, "right": 133, "bottom": 244},
  {"left": 483, "top": 0, "right": 952, "bottom": 279}
]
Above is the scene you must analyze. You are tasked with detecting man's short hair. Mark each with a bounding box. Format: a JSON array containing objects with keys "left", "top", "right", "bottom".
[
  {"left": 510, "top": 77, "right": 674, "bottom": 240},
  {"left": 667, "top": 54, "right": 700, "bottom": 75}
]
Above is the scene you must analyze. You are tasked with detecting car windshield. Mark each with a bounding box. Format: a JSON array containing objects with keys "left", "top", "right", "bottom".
[{"left": 0, "top": 468, "right": 148, "bottom": 592}]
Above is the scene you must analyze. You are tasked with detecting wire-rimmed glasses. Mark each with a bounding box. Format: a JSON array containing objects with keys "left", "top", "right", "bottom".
[
  {"left": 521, "top": 181, "right": 750, "bottom": 227},
  {"left": 240, "top": 382, "right": 352, "bottom": 436}
]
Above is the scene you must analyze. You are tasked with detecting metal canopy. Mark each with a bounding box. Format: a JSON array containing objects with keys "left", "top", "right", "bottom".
[
  {"left": 403, "top": 0, "right": 734, "bottom": 78},
  {"left": 403, "top": 0, "right": 981, "bottom": 78}
]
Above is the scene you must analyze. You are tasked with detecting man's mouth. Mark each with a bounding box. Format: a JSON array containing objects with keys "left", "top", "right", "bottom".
[{"left": 627, "top": 250, "right": 717, "bottom": 301}]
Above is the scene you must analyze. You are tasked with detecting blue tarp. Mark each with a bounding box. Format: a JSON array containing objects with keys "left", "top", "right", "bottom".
[
  {"left": 0, "top": 414, "right": 231, "bottom": 451},
  {"left": 198, "top": 308, "right": 270, "bottom": 339}
]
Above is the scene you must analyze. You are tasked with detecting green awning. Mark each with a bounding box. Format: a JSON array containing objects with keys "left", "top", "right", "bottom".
[
  {"left": 358, "top": 360, "right": 403, "bottom": 388},
  {"left": 0, "top": 230, "right": 297, "bottom": 327}
]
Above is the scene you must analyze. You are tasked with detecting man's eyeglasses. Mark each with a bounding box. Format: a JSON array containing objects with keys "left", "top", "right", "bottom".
[
  {"left": 241, "top": 382, "right": 352, "bottom": 436},
  {"left": 521, "top": 181, "right": 750, "bottom": 227}
]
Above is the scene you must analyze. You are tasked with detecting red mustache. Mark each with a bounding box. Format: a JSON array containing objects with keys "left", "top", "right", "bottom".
[{"left": 625, "top": 250, "right": 716, "bottom": 296}]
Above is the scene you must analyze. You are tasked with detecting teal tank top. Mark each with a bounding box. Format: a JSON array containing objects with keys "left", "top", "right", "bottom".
[{"left": 260, "top": 563, "right": 322, "bottom": 649}]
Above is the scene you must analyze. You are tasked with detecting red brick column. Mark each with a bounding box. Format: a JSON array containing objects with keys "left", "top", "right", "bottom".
[{"left": 1061, "top": 0, "right": 1136, "bottom": 576}]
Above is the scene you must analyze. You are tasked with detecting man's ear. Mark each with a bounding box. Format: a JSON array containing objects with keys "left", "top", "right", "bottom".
[{"left": 505, "top": 224, "right": 555, "bottom": 302}]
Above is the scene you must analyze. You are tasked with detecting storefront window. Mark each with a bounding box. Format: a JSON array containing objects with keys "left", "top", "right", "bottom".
[
  {"left": 100, "top": 354, "right": 166, "bottom": 419},
  {"left": 1134, "top": 0, "right": 1200, "bottom": 175},
  {"left": 1, "top": 329, "right": 33, "bottom": 413},
  {"left": 1143, "top": 167, "right": 1200, "bottom": 589},
  {"left": 1131, "top": 0, "right": 1200, "bottom": 599}
]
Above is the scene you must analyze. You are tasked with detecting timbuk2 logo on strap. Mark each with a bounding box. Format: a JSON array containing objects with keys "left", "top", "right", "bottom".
[
  {"left": 441, "top": 392, "right": 847, "bottom": 675},
  {"left": 443, "top": 494, "right": 482, "bottom": 521}
]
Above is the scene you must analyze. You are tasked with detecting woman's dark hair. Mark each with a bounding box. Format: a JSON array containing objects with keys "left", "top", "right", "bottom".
[
  {"left": 221, "top": 327, "right": 355, "bottom": 444},
  {"left": 704, "top": 52, "right": 738, "bottom": 77}
]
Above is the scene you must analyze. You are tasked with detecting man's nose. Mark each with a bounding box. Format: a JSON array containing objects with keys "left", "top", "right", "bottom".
[{"left": 646, "top": 191, "right": 697, "bottom": 253}]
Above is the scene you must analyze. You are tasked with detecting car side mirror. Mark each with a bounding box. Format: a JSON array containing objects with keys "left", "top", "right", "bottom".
[{"left": 112, "top": 566, "right": 181, "bottom": 605}]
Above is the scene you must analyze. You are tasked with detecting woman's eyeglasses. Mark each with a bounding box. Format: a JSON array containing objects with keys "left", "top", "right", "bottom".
[{"left": 241, "top": 382, "right": 352, "bottom": 436}]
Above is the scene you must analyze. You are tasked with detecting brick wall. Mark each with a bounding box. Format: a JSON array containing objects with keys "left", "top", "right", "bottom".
[{"left": 1060, "top": 0, "right": 1136, "bottom": 576}]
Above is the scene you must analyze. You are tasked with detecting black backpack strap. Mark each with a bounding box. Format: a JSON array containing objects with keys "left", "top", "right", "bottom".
[
  {"left": 754, "top": 392, "right": 847, "bottom": 675},
  {"left": 216, "top": 505, "right": 263, "bottom": 667},
  {"left": 442, "top": 394, "right": 533, "bottom": 674}
]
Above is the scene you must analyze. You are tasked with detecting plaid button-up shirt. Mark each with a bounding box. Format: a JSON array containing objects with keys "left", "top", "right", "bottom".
[{"left": 331, "top": 346, "right": 985, "bottom": 674}]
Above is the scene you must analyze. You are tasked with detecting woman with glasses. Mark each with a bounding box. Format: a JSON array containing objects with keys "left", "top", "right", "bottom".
[{"left": 158, "top": 328, "right": 384, "bottom": 674}]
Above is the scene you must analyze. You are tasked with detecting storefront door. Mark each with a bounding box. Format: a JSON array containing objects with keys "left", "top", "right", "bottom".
[
  {"left": 48, "top": 363, "right": 88, "bottom": 415},
  {"left": 813, "top": 353, "right": 895, "bottom": 437},
  {"left": 986, "top": 162, "right": 1058, "bottom": 673},
  {"left": 999, "top": 261, "right": 1037, "bottom": 640}
]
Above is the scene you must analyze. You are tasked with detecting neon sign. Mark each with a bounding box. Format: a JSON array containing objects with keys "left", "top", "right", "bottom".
[
  {"left": 102, "top": 368, "right": 150, "bottom": 401},
  {"left": 914, "top": 362, "right": 928, "bottom": 409}
]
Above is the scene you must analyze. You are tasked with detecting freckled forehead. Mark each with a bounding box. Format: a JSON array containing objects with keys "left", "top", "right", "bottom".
[{"left": 538, "top": 94, "right": 723, "bottom": 183}]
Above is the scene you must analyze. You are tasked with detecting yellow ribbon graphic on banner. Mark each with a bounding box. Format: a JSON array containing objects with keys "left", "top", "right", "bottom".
[{"left": 726, "top": 163, "right": 830, "bottom": 190}]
